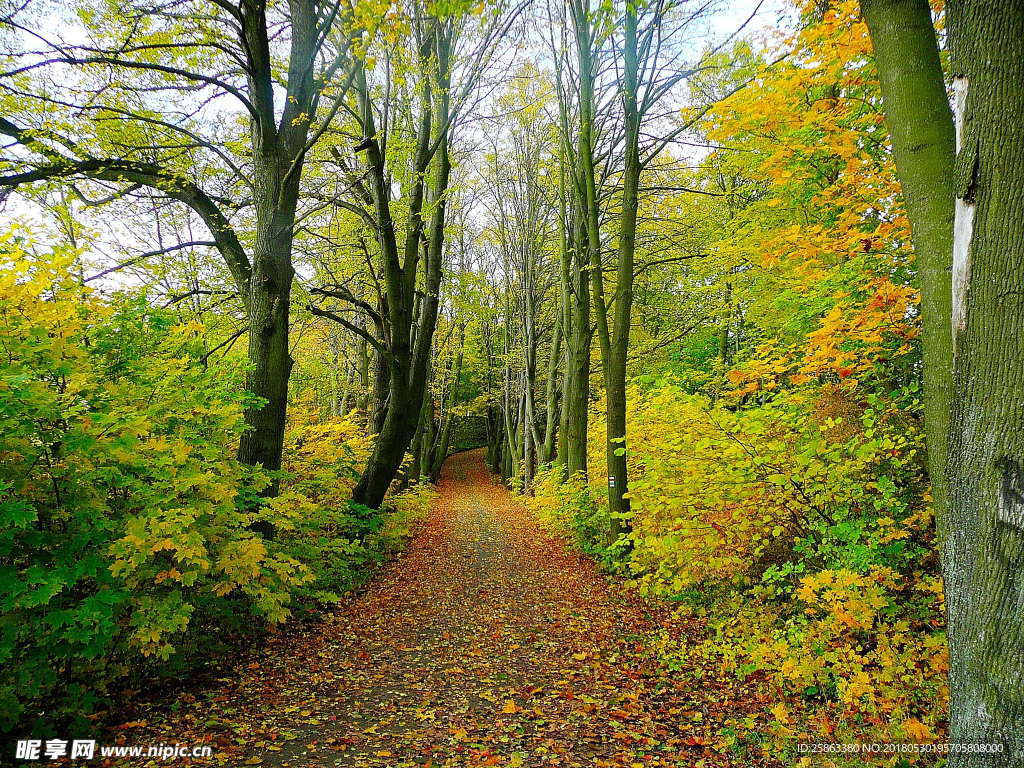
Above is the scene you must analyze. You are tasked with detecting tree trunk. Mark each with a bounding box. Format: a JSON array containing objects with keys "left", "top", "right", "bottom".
[
  {"left": 486, "top": 405, "right": 501, "bottom": 472},
  {"left": 553, "top": 33, "right": 590, "bottom": 480},
  {"left": 409, "top": 368, "right": 433, "bottom": 485},
  {"left": 943, "top": 4, "right": 1024, "bottom": 764},
  {"left": 429, "top": 325, "right": 464, "bottom": 480},
  {"left": 860, "top": 0, "right": 955, "bottom": 539},
  {"left": 540, "top": 314, "right": 562, "bottom": 465},
  {"left": 350, "top": 27, "right": 453, "bottom": 509},
  {"left": 523, "top": 384, "right": 536, "bottom": 487},
  {"left": 719, "top": 281, "right": 732, "bottom": 364},
  {"left": 602, "top": 2, "right": 639, "bottom": 542},
  {"left": 562, "top": 218, "right": 591, "bottom": 478},
  {"left": 237, "top": 148, "right": 300, "bottom": 534},
  {"left": 371, "top": 334, "right": 389, "bottom": 435},
  {"left": 235, "top": 0, "right": 321, "bottom": 531},
  {"left": 555, "top": 169, "right": 573, "bottom": 473},
  {"left": 503, "top": 371, "right": 521, "bottom": 481},
  {"left": 358, "top": 325, "right": 371, "bottom": 415}
]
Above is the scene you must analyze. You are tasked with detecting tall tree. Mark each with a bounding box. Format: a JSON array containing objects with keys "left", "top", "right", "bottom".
[
  {"left": 864, "top": 3, "right": 1024, "bottom": 760},
  {"left": 942, "top": 3, "right": 1024, "bottom": 764},
  {"left": 587, "top": 0, "right": 640, "bottom": 539},
  {"left": 310, "top": 3, "right": 516, "bottom": 508},
  {"left": 478, "top": 70, "right": 559, "bottom": 488},
  {"left": 550, "top": 0, "right": 594, "bottom": 480},
  {"left": 0, "top": 0, "right": 356, "bottom": 521},
  {"left": 561, "top": 0, "right": 705, "bottom": 539},
  {"left": 859, "top": 0, "right": 954, "bottom": 537},
  {"left": 346, "top": 20, "right": 453, "bottom": 509}
]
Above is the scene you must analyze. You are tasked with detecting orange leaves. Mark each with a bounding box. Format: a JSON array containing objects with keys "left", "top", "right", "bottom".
[
  {"left": 901, "top": 717, "right": 933, "bottom": 741},
  {"left": 788, "top": 275, "right": 919, "bottom": 383},
  {"left": 796, "top": 569, "right": 890, "bottom": 631},
  {"left": 103, "top": 447, "right": 777, "bottom": 768},
  {"left": 751, "top": 564, "right": 949, "bottom": 744},
  {"left": 699, "top": 0, "right": 920, "bottom": 407},
  {"left": 153, "top": 568, "right": 183, "bottom": 584},
  {"left": 726, "top": 367, "right": 748, "bottom": 385}
]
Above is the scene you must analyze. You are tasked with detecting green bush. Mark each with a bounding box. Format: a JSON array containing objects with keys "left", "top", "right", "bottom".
[{"left": 0, "top": 242, "right": 304, "bottom": 734}]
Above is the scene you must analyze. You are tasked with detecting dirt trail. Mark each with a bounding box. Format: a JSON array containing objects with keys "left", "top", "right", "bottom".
[{"left": 111, "top": 449, "right": 769, "bottom": 767}]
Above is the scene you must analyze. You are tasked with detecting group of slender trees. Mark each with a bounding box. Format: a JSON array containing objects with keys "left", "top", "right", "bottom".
[{"left": 481, "top": 0, "right": 706, "bottom": 543}]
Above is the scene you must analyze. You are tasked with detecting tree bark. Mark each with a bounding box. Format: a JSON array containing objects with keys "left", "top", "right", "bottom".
[
  {"left": 602, "top": 1, "right": 640, "bottom": 541},
  {"left": 562, "top": 210, "right": 591, "bottom": 478},
  {"left": 237, "top": 150, "right": 299, "bottom": 500},
  {"left": 540, "top": 314, "right": 562, "bottom": 465},
  {"left": 943, "top": 3, "right": 1024, "bottom": 764},
  {"left": 237, "top": 0, "right": 322, "bottom": 535}
]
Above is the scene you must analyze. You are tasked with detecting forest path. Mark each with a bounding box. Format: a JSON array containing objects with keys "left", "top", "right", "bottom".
[{"left": 117, "top": 449, "right": 769, "bottom": 768}]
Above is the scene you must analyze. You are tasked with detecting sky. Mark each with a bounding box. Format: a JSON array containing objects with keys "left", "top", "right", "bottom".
[{"left": 713, "top": 0, "right": 790, "bottom": 34}]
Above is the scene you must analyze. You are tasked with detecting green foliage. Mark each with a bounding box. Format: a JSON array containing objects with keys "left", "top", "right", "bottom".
[
  {"left": 529, "top": 467, "right": 612, "bottom": 564},
  {"left": 0, "top": 233, "right": 428, "bottom": 736},
  {"left": 275, "top": 413, "right": 435, "bottom": 605},
  {"left": 0, "top": 237, "right": 293, "bottom": 731}
]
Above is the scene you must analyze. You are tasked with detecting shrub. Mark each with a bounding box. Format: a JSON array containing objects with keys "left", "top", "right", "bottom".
[
  {"left": 0, "top": 235, "right": 308, "bottom": 733},
  {"left": 276, "top": 411, "right": 435, "bottom": 605},
  {"left": 528, "top": 466, "right": 610, "bottom": 561},
  {"left": 529, "top": 379, "right": 946, "bottom": 759}
]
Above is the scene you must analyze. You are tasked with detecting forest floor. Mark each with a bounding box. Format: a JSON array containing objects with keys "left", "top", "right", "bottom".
[{"left": 102, "top": 449, "right": 774, "bottom": 768}]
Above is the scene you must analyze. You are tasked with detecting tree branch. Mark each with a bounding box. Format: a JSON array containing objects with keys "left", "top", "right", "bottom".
[
  {"left": 307, "top": 303, "right": 390, "bottom": 359},
  {"left": 84, "top": 240, "right": 218, "bottom": 282},
  {"left": 0, "top": 124, "right": 252, "bottom": 299}
]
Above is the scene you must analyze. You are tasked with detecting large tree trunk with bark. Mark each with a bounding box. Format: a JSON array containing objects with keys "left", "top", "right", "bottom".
[
  {"left": 351, "top": 26, "right": 452, "bottom": 509},
  {"left": 943, "top": 4, "right": 1024, "bottom": 764},
  {"left": 237, "top": 152, "right": 299, "bottom": 504},
  {"left": 236, "top": 0, "right": 321, "bottom": 534},
  {"left": 562, "top": 213, "right": 591, "bottom": 478}
]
